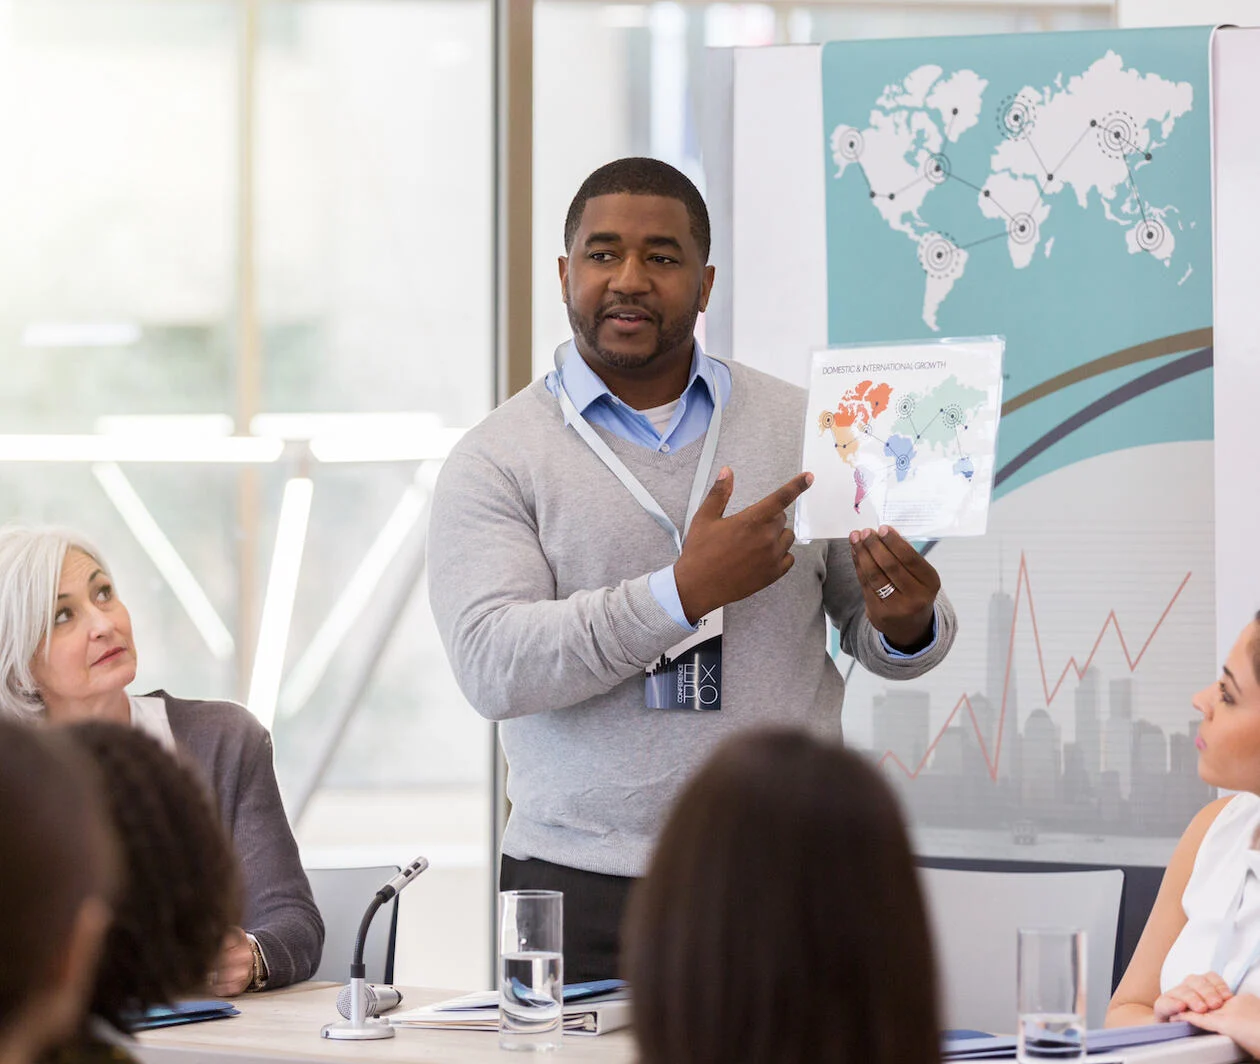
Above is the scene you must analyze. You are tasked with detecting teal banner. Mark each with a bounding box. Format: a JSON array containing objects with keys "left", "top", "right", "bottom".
[
  {"left": 819, "top": 28, "right": 1216, "bottom": 861},
  {"left": 822, "top": 27, "right": 1213, "bottom": 496}
]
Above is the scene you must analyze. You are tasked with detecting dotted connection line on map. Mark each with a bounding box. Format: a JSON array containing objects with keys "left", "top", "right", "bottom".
[
  {"left": 834, "top": 97, "right": 1167, "bottom": 278},
  {"left": 862, "top": 402, "right": 973, "bottom": 466}
]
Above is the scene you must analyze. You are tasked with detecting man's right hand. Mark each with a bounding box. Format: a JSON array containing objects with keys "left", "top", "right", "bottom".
[{"left": 674, "top": 467, "right": 813, "bottom": 625}]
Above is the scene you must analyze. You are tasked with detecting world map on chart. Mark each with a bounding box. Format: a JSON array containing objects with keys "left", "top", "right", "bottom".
[
  {"left": 828, "top": 52, "right": 1195, "bottom": 330},
  {"left": 817, "top": 374, "right": 986, "bottom": 512}
]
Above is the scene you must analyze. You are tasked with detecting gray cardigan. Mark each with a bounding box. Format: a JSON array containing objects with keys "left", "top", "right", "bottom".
[
  {"left": 154, "top": 691, "right": 324, "bottom": 987},
  {"left": 428, "top": 363, "right": 958, "bottom": 877}
]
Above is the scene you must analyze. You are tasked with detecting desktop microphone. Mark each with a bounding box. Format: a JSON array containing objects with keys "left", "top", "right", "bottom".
[
  {"left": 321, "top": 856, "right": 429, "bottom": 1041},
  {"left": 336, "top": 984, "right": 403, "bottom": 1019},
  {"left": 377, "top": 858, "right": 428, "bottom": 900}
]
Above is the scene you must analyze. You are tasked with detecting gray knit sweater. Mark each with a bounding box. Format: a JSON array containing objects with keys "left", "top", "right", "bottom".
[
  {"left": 428, "top": 360, "right": 957, "bottom": 877},
  {"left": 155, "top": 691, "right": 324, "bottom": 987}
]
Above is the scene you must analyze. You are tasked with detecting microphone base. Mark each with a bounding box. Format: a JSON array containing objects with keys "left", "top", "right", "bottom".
[{"left": 321, "top": 1019, "right": 396, "bottom": 1040}]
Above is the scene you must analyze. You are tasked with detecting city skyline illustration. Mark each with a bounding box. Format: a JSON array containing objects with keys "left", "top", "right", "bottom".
[{"left": 856, "top": 550, "right": 1212, "bottom": 842}]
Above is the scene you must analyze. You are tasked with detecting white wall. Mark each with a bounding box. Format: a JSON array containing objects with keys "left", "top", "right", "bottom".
[
  {"left": 1118, "top": 0, "right": 1260, "bottom": 27},
  {"left": 1210, "top": 28, "right": 1260, "bottom": 664}
]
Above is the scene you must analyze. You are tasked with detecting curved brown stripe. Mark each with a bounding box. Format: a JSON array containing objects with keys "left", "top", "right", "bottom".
[{"left": 1001, "top": 326, "right": 1213, "bottom": 416}]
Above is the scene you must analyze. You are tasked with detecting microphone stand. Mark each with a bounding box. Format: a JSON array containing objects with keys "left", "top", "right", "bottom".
[{"left": 322, "top": 856, "right": 429, "bottom": 1040}]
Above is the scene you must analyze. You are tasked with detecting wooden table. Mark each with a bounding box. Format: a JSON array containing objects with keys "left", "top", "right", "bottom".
[
  {"left": 132, "top": 984, "right": 638, "bottom": 1064},
  {"left": 130, "top": 982, "right": 1250, "bottom": 1064}
]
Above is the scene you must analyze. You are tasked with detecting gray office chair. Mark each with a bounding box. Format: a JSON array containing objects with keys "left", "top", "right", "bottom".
[
  {"left": 918, "top": 866, "right": 1124, "bottom": 1032},
  {"left": 305, "top": 865, "right": 400, "bottom": 983}
]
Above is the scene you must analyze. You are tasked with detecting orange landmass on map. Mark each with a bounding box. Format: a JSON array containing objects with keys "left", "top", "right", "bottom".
[
  {"left": 817, "top": 381, "right": 893, "bottom": 514},
  {"left": 817, "top": 380, "right": 893, "bottom": 455}
]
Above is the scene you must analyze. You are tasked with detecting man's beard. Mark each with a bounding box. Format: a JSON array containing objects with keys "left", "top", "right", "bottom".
[{"left": 566, "top": 294, "right": 702, "bottom": 371}]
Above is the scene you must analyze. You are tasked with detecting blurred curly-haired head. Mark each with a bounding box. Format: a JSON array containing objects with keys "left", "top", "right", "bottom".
[{"left": 63, "top": 722, "right": 242, "bottom": 1027}]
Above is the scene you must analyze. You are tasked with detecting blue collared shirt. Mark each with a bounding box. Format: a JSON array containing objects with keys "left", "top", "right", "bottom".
[
  {"left": 545, "top": 339, "right": 936, "bottom": 658},
  {"left": 546, "top": 339, "right": 730, "bottom": 454}
]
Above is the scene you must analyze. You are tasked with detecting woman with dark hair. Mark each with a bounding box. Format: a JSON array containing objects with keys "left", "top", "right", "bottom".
[
  {"left": 50, "top": 722, "right": 242, "bottom": 1061},
  {"left": 622, "top": 727, "right": 940, "bottom": 1064},
  {"left": 1108, "top": 613, "right": 1260, "bottom": 1049},
  {"left": 0, "top": 525, "right": 322, "bottom": 994},
  {"left": 0, "top": 721, "right": 117, "bottom": 1064}
]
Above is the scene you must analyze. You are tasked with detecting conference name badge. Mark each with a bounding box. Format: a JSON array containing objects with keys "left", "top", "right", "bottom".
[{"left": 645, "top": 607, "right": 723, "bottom": 711}]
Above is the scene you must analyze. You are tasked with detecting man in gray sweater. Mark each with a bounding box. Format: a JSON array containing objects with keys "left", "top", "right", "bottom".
[{"left": 428, "top": 158, "right": 958, "bottom": 980}]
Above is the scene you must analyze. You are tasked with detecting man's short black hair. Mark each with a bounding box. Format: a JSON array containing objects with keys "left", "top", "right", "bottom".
[{"left": 564, "top": 157, "right": 711, "bottom": 261}]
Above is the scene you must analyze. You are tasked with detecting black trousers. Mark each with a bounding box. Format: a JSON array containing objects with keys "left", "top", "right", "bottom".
[{"left": 499, "top": 855, "right": 636, "bottom": 983}]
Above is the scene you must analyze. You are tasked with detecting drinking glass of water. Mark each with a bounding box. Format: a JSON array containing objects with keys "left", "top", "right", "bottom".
[
  {"left": 498, "top": 890, "right": 564, "bottom": 1051},
  {"left": 1017, "top": 928, "right": 1086, "bottom": 1063}
]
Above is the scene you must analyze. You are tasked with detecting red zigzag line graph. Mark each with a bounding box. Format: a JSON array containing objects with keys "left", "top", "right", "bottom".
[{"left": 878, "top": 552, "right": 1193, "bottom": 783}]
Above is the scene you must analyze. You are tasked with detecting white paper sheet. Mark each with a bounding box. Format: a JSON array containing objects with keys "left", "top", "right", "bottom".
[{"left": 795, "top": 337, "right": 1004, "bottom": 541}]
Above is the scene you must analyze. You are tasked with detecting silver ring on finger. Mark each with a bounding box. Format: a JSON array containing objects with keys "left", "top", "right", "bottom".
[{"left": 875, "top": 582, "right": 895, "bottom": 600}]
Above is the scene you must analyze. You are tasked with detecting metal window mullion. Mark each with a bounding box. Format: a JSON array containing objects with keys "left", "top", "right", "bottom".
[
  {"left": 492, "top": 0, "right": 535, "bottom": 988},
  {"left": 236, "top": 0, "right": 263, "bottom": 701}
]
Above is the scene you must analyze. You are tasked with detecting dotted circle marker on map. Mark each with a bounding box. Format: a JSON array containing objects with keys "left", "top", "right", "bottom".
[
  {"left": 918, "top": 233, "right": 962, "bottom": 280},
  {"left": 1136, "top": 218, "right": 1167, "bottom": 253},
  {"left": 941, "top": 403, "right": 965, "bottom": 428},
  {"left": 923, "top": 153, "right": 952, "bottom": 185},
  {"left": 1008, "top": 212, "right": 1038, "bottom": 246},
  {"left": 895, "top": 453, "right": 911, "bottom": 472},
  {"left": 838, "top": 129, "right": 865, "bottom": 162},
  {"left": 895, "top": 395, "right": 917, "bottom": 419},
  {"left": 818, "top": 410, "right": 835, "bottom": 431},
  {"left": 997, "top": 95, "right": 1037, "bottom": 141},
  {"left": 1097, "top": 111, "right": 1139, "bottom": 159}
]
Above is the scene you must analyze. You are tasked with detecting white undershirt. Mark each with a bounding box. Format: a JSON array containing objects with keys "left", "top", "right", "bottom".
[
  {"left": 128, "top": 693, "right": 176, "bottom": 752},
  {"left": 638, "top": 397, "right": 680, "bottom": 435}
]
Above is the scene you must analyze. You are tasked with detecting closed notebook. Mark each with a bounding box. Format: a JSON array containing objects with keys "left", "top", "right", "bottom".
[
  {"left": 123, "top": 1000, "right": 240, "bottom": 1031},
  {"left": 388, "top": 984, "right": 631, "bottom": 1037},
  {"left": 942, "top": 1021, "right": 1202, "bottom": 1061}
]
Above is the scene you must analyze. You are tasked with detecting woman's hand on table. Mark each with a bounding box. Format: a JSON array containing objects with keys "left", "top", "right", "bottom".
[
  {"left": 1186, "top": 992, "right": 1260, "bottom": 1057},
  {"left": 1154, "top": 971, "right": 1232, "bottom": 1021}
]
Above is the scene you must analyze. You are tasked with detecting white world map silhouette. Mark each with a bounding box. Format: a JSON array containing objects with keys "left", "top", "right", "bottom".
[{"left": 829, "top": 51, "right": 1195, "bottom": 329}]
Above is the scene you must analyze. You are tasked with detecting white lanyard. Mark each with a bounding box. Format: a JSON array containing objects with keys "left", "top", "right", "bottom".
[
  {"left": 554, "top": 342, "right": 723, "bottom": 555},
  {"left": 1211, "top": 861, "right": 1260, "bottom": 992}
]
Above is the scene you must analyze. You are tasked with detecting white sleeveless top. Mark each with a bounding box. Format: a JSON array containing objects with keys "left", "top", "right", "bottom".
[{"left": 1163, "top": 793, "right": 1260, "bottom": 995}]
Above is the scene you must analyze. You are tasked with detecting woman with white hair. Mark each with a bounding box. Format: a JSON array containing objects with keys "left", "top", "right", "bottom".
[{"left": 0, "top": 524, "right": 323, "bottom": 995}]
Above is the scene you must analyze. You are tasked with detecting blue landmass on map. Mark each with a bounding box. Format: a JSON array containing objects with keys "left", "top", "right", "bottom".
[{"left": 884, "top": 434, "right": 917, "bottom": 481}]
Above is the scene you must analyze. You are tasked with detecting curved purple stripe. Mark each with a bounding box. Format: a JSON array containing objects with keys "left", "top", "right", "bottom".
[{"left": 993, "top": 346, "right": 1212, "bottom": 489}]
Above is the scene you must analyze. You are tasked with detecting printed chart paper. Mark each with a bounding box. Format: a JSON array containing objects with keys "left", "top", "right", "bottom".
[{"left": 795, "top": 337, "right": 1003, "bottom": 540}]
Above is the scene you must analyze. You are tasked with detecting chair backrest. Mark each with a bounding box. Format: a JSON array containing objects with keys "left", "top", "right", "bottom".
[
  {"left": 917, "top": 866, "right": 1125, "bottom": 1032},
  {"left": 305, "top": 865, "right": 400, "bottom": 984}
]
